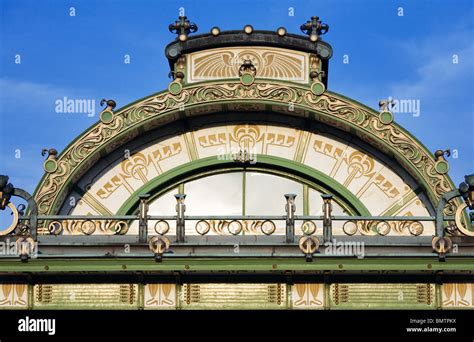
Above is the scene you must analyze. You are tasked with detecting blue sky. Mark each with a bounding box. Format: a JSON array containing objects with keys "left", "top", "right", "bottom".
[{"left": 0, "top": 0, "right": 473, "bottom": 195}]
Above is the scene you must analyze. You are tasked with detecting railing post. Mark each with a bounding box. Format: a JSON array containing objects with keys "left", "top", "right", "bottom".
[
  {"left": 138, "top": 194, "right": 150, "bottom": 243},
  {"left": 322, "top": 194, "right": 333, "bottom": 243},
  {"left": 175, "top": 194, "right": 186, "bottom": 243},
  {"left": 285, "top": 194, "right": 296, "bottom": 243}
]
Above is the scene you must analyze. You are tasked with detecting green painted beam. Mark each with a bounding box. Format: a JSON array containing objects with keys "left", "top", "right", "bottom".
[{"left": 0, "top": 257, "right": 473, "bottom": 272}]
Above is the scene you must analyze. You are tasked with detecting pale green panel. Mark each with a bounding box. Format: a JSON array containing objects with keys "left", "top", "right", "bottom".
[
  {"left": 180, "top": 283, "right": 287, "bottom": 309},
  {"left": 330, "top": 283, "right": 436, "bottom": 309},
  {"left": 33, "top": 284, "right": 139, "bottom": 309}
]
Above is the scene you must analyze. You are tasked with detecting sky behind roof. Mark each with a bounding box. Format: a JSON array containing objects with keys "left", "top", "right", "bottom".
[{"left": 0, "top": 0, "right": 473, "bottom": 195}]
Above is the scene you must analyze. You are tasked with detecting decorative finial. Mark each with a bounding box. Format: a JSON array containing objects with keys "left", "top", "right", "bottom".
[
  {"left": 434, "top": 149, "right": 451, "bottom": 174},
  {"left": 300, "top": 16, "right": 329, "bottom": 42},
  {"left": 42, "top": 148, "right": 58, "bottom": 173},
  {"left": 239, "top": 59, "right": 257, "bottom": 86},
  {"left": 99, "top": 99, "right": 116, "bottom": 124},
  {"left": 0, "top": 175, "right": 14, "bottom": 210},
  {"left": 100, "top": 99, "right": 116, "bottom": 111},
  {"left": 169, "top": 16, "right": 198, "bottom": 42},
  {"left": 378, "top": 99, "right": 395, "bottom": 125}
]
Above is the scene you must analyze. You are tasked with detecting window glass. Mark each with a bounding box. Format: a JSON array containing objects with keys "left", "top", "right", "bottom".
[
  {"left": 245, "top": 172, "right": 303, "bottom": 215},
  {"left": 308, "top": 188, "right": 348, "bottom": 215},
  {"left": 185, "top": 173, "right": 243, "bottom": 215}
]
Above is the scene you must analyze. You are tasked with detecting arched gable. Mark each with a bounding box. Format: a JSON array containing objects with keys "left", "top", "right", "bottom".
[{"left": 34, "top": 81, "right": 455, "bottom": 220}]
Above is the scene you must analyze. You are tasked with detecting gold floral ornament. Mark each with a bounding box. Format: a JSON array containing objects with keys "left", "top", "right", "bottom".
[
  {"left": 432, "top": 236, "right": 452, "bottom": 259},
  {"left": 299, "top": 235, "right": 320, "bottom": 261},
  {"left": 99, "top": 99, "right": 116, "bottom": 124},
  {"left": 41, "top": 148, "right": 58, "bottom": 173},
  {"left": 148, "top": 235, "right": 170, "bottom": 262}
]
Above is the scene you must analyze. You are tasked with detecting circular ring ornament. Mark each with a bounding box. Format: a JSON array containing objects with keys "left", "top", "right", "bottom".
[
  {"left": 154, "top": 220, "right": 170, "bottom": 235},
  {"left": 100, "top": 110, "right": 114, "bottom": 124},
  {"left": 435, "top": 160, "right": 449, "bottom": 174},
  {"left": 148, "top": 235, "right": 170, "bottom": 254},
  {"left": 342, "top": 221, "right": 358, "bottom": 236},
  {"left": 299, "top": 236, "right": 320, "bottom": 254},
  {"left": 228, "top": 220, "right": 243, "bottom": 235},
  {"left": 80, "top": 220, "right": 96, "bottom": 235},
  {"left": 379, "top": 111, "right": 394, "bottom": 125},
  {"left": 240, "top": 73, "right": 255, "bottom": 86},
  {"left": 454, "top": 202, "right": 474, "bottom": 236},
  {"left": 311, "top": 81, "right": 326, "bottom": 96},
  {"left": 43, "top": 159, "right": 58, "bottom": 173},
  {"left": 168, "top": 81, "right": 183, "bottom": 95},
  {"left": 261, "top": 220, "right": 276, "bottom": 235},
  {"left": 195, "top": 220, "right": 211, "bottom": 236},
  {"left": 0, "top": 202, "right": 19, "bottom": 236},
  {"left": 301, "top": 220, "right": 317, "bottom": 235},
  {"left": 48, "top": 220, "right": 63, "bottom": 235},
  {"left": 114, "top": 221, "right": 129, "bottom": 235},
  {"left": 407, "top": 221, "right": 423, "bottom": 236},
  {"left": 431, "top": 236, "right": 452, "bottom": 254},
  {"left": 376, "top": 221, "right": 391, "bottom": 236}
]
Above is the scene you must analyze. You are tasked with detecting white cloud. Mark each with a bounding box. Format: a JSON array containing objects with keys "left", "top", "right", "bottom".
[{"left": 389, "top": 31, "right": 474, "bottom": 100}]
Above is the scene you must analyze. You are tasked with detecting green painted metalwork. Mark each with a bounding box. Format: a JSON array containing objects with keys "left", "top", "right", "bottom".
[
  {"left": 0, "top": 257, "right": 473, "bottom": 272},
  {"left": 32, "top": 80, "right": 459, "bottom": 217},
  {"left": 115, "top": 155, "right": 371, "bottom": 216}
]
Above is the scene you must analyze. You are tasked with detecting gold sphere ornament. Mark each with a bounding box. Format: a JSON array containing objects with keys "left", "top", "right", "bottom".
[
  {"left": 211, "top": 26, "right": 220, "bottom": 36},
  {"left": 277, "top": 27, "right": 287, "bottom": 37},
  {"left": 243, "top": 25, "right": 253, "bottom": 34}
]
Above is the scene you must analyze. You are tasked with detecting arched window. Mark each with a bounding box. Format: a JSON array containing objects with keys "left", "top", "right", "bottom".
[{"left": 146, "top": 171, "right": 349, "bottom": 235}]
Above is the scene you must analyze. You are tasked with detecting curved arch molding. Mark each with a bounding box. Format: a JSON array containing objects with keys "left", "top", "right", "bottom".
[{"left": 34, "top": 80, "right": 455, "bottom": 216}]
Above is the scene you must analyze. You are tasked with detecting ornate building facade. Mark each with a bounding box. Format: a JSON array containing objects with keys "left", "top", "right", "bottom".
[{"left": 0, "top": 16, "right": 473, "bottom": 310}]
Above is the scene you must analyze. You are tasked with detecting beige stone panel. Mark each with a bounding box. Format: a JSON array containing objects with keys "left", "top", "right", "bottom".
[
  {"left": 187, "top": 46, "right": 309, "bottom": 83},
  {"left": 69, "top": 136, "right": 188, "bottom": 215},
  {"left": 261, "top": 125, "right": 298, "bottom": 160},
  {"left": 194, "top": 125, "right": 231, "bottom": 159},
  {"left": 304, "top": 133, "right": 349, "bottom": 176}
]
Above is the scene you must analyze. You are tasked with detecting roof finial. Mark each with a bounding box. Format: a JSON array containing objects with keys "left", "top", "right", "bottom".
[
  {"left": 169, "top": 16, "right": 198, "bottom": 42},
  {"left": 300, "top": 16, "right": 329, "bottom": 42}
]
